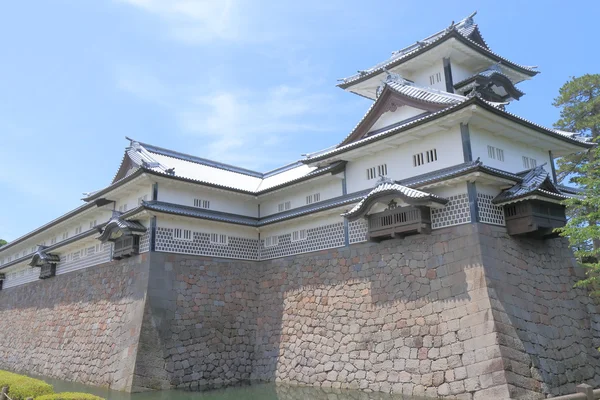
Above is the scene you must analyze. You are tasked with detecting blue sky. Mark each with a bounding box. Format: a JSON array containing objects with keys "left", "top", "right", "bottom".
[{"left": 0, "top": 0, "right": 598, "bottom": 241}]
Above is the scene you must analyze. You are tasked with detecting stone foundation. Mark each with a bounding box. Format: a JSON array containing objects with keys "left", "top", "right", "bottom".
[{"left": 0, "top": 224, "right": 598, "bottom": 399}]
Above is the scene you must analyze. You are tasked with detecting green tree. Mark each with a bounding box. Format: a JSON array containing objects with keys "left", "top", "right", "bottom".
[
  {"left": 0, "top": 239, "right": 6, "bottom": 247},
  {"left": 554, "top": 74, "right": 600, "bottom": 295},
  {"left": 553, "top": 74, "right": 600, "bottom": 184}
]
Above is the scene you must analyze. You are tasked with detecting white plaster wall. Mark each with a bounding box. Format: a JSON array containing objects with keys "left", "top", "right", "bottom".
[
  {"left": 470, "top": 127, "right": 552, "bottom": 173},
  {"left": 369, "top": 106, "right": 426, "bottom": 133},
  {"left": 157, "top": 184, "right": 257, "bottom": 217},
  {"left": 345, "top": 126, "right": 464, "bottom": 193},
  {"left": 428, "top": 182, "right": 469, "bottom": 198},
  {"left": 115, "top": 187, "right": 152, "bottom": 214},
  {"left": 411, "top": 61, "right": 446, "bottom": 91},
  {"left": 260, "top": 178, "right": 343, "bottom": 217},
  {"left": 450, "top": 61, "right": 476, "bottom": 85}
]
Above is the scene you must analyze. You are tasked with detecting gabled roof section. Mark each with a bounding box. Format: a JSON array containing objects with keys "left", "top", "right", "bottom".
[
  {"left": 97, "top": 211, "right": 147, "bottom": 243},
  {"left": 338, "top": 12, "right": 538, "bottom": 90},
  {"left": 454, "top": 65, "right": 525, "bottom": 100},
  {"left": 338, "top": 77, "right": 466, "bottom": 147},
  {"left": 342, "top": 178, "right": 448, "bottom": 221},
  {"left": 305, "top": 97, "right": 594, "bottom": 164},
  {"left": 493, "top": 166, "right": 573, "bottom": 205},
  {"left": 28, "top": 245, "right": 61, "bottom": 267}
]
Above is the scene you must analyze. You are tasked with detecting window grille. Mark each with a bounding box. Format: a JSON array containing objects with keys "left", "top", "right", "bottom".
[
  {"left": 522, "top": 156, "right": 537, "bottom": 169},
  {"left": 264, "top": 235, "right": 279, "bottom": 247},
  {"left": 306, "top": 193, "right": 321, "bottom": 204},
  {"left": 413, "top": 149, "right": 437, "bottom": 166},
  {"left": 291, "top": 229, "right": 307, "bottom": 242},
  {"left": 210, "top": 233, "right": 228, "bottom": 245},
  {"left": 278, "top": 201, "right": 291, "bottom": 212},
  {"left": 487, "top": 145, "right": 504, "bottom": 161},
  {"left": 367, "top": 164, "right": 387, "bottom": 180},
  {"left": 193, "top": 198, "right": 210, "bottom": 209}
]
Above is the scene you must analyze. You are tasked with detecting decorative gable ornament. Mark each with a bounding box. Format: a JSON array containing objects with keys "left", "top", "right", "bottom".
[{"left": 29, "top": 245, "right": 61, "bottom": 279}]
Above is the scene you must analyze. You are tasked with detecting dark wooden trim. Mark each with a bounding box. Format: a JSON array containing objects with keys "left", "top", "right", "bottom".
[
  {"left": 343, "top": 219, "right": 350, "bottom": 246},
  {"left": 342, "top": 170, "right": 347, "bottom": 195},
  {"left": 460, "top": 123, "right": 473, "bottom": 162},
  {"left": 443, "top": 58, "right": 454, "bottom": 93},
  {"left": 150, "top": 217, "right": 157, "bottom": 252},
  {"left": 549, "top": 151, "right": 558, "bottom": 183},
  {"left": 467, "top": 182, "right": 479, "bottom": 223},
  {"left": 152, "top": 183, "right": 158, "bottom": 201}
]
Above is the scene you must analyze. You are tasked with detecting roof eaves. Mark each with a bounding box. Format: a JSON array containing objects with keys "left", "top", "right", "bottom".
[
  {"left": 0, "top": 202, "right": 97, "bottom": 254},
  {"left": 0, "top": 227, "right": 103, "bottom": 271},
  {"left": 256, "top": 161, "right": 347, "bottom": 195}
]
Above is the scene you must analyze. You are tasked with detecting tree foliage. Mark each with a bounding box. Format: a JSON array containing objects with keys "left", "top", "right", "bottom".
[
  {"left": 0, "top": 239, "right": 6, "bottom": 247},
  {"left": 553, "top": 74, "right": 600, "bottom": 184},
  {"left": 554, "top": 74, "right": 600, "bottom": 295}
]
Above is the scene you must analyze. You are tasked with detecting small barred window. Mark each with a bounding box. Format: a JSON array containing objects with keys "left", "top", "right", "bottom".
[
  {"left": 193, "top": 199, "right": 210, "bottom": 209},
  {"left": 210, "top": 233, "right": 228, "bottom": 245}
]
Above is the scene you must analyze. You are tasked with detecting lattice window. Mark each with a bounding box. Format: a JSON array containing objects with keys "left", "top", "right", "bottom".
[
  {"left": 278, "top": 201, "right": 291, "bottom": 212},
  {"left": 260, "top": 222, "right": 345, "bottom": 260},
  {"left": 291, "top": 229, "right": 307, "bottom": 242},
  {"left": 487, "top": 145, "right": 504, "bottom": 162},
  {"left": 193, "top": 198, "right": 210, "bottom": 209},
  {"left": 348, "top": 219, "right": 368, "bottom": 244},
  {"left": 306, "top": 193, "right": 321, "bottom": 205},
  {"left": 173, "top": 228, "right": 193, "bottom": 241},
  {"left": 155, "top": 227, "right": 258, "bottom": 260},
  {"left": 431, "top": 193, "right": 471, "bottom": 229},
  {"left": 367, "top": 164, "right": 387, "bottom": 180},
  {"left": 522, "top": 156, "right": 537, "bottom": 169},
  {"left": 264, "top": 235, "right": 279, "bottom": 247},
  {"left": 413, "top": 149, "right": 437, "bottom": 166},
  {"left": 209, "top": 233, "right": 228, "bottom": 245},
  {"left": 477, "top": 193, "right": 505, "bottom": 226}
]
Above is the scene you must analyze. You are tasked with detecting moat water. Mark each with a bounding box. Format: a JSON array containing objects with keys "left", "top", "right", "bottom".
[{"left": 40, "top": 376, "right": 425, "bottom": 400}]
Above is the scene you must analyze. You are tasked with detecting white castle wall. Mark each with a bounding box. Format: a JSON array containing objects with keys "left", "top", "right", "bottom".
[
  {"left": 345, "top": 126, "right": 464, "bottom": 193},
  {"left": 157, "top": 184, "right": 257, "bottom": 217}
]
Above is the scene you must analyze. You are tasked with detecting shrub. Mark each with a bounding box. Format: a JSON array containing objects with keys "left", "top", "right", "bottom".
[
  {"left": 36, "top": 393, "right": 105, "bottom": 400},
  {"left": 0, "top": 370, "right": 54, "bottom": 400}
]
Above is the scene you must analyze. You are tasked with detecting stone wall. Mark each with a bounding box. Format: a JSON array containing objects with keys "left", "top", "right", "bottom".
[
  {"left": 253, "top": 224, "right": 509, "bottom": 399},
  {"left": 0, "top": 254, "right": 150, "bottom": 391},
  {"left": 1, "top": 223, "right": 599, "bottom": 399},
  {"left": 132, "top": 252, "right": 259, "bottom": 392},
  {"left": 479, "top": 224, "right": 600, "bottom": 399}
]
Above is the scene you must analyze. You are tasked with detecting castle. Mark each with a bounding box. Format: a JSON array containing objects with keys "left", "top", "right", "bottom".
[{"left": 0, "top": 12, "right": 598, "bottom": 400}]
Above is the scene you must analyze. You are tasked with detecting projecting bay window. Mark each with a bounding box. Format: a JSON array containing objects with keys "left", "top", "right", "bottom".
[
  {"left": 113, "top": 235, "right": 140, "bottom": 260},
  {"left": 413, "top": 149, "right": 437, "bottom": 167}
]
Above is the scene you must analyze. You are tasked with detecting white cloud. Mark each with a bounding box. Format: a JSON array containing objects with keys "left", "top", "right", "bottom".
[
  {"left": 118, "top": 0, "right": 246, "bottom": 44},
  {"left": 116, "top": 68, "right": 335, "bottom": 169}
]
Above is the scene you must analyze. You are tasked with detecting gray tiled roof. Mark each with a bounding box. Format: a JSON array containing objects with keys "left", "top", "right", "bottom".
[
  {"left": 397, "top": 160, "right": 522, "bottom": 187},
  {"left": 338, "top": 13, "right": 538, "bottom": 87},
  {"left": 492, "top": 166, "right": 572, "bottom": 204},
  {"left": 343, "top": 180, "right": 448, "bottom": 219},
  {"left": 385, "top": 80, "right": 466, "bottom": 105},
  {"left": 28, "top": 246, "right": 61, "bottom": 267}
]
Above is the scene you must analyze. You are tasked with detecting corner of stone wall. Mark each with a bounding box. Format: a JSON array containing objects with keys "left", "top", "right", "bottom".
[{"left": 476, "top": 223, "right": 600, "bottom": 399}]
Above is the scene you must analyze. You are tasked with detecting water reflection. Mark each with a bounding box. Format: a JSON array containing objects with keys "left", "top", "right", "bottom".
[{"left": 40, "top": 376, "right": 424, "bottom": 400}]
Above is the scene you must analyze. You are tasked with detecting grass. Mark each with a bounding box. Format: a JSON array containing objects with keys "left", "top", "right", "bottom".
[{"left": 0, "top": 371, "right": 105, "bottom": 400}]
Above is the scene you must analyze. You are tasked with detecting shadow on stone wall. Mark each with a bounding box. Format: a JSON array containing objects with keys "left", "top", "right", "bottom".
[
  {"left": 478, "top": 224, "right": 600, "bottom": 399},
  {"left": 138, "top": 224, "right": 495, "bottom": 398}
]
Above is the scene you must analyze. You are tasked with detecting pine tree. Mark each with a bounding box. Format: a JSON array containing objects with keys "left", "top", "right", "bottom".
[{"left": 554, "top": 74, "right": 600, "bottom": 295}]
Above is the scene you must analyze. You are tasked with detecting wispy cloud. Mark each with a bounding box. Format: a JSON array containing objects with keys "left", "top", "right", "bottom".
[
  {"left": 117, "top": 0, "right": 248, "bottom": 44},
  {"left": 116, "top": 67, "right": 336, "bottom": 169}
]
